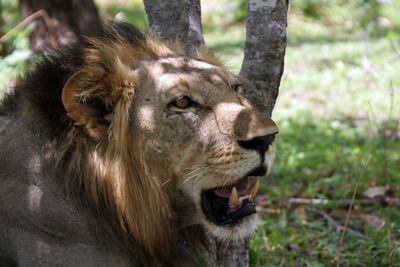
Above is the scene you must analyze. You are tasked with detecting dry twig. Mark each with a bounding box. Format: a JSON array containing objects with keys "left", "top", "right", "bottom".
[
  {"left": 306, "top": 208, "right": 366, "bottom": 239},
  {"left": 0, "top": 9, "right": 58, "bottom": 49},
  {"left": 336, "top": 151, "right": 371, "bottom": 267},
  {"left": 257, "top": 196, "right": 394, "bottom": 207}
]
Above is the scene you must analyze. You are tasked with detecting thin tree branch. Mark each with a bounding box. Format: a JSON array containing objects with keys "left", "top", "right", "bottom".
[
  {"left": 340, "top": 155, "right": 371, "bottom": 243},
  {"left": 336, "top": 149, "right": 372, "bottom": 267},
  {"left": 258, "top": 196, "right": 394, "bottom": 207},
  {"left": 306, "top": 208, "right": 366, "bottom": 239},
  {"left": 0, "top": 9, "right": 58, "bottom": 49}
]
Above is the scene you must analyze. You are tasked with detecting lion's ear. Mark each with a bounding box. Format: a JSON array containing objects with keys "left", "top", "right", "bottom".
[{"left": 62, "top": 71, "right": 111, "bottom": 140}]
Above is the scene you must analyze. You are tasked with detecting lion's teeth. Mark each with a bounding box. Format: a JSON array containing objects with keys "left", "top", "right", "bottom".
[
  {"left": 229, "top": 186, "right": 240, "bottom": 206},
  {"left": 249, "top": 179, "right": 260, "bottom": 200},
  {"left": 239, "top": 195, "right": 251, "bottom": 202}
]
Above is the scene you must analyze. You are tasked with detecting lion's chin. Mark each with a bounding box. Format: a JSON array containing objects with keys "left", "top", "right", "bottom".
[{"left": 203, "top": 213, "right": 259, "bottom": 242}]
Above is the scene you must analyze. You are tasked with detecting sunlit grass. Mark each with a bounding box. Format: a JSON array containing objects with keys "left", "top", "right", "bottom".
[{"left": 203, "top": 5, "right": 400, "bottom": 266}]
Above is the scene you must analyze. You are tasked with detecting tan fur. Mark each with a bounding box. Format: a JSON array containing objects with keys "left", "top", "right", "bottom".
[
  {"left": 54, "top": 28, "right": 277, "bottom": 263},
  {"left": 56, "top": 35, "right": 179, "bottom": 260}
]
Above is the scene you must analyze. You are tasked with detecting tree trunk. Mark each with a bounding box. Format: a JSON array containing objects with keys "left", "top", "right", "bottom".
[
  {"left": 0, "top": 5, "right": 6, "bottom": 57},
  {"left": 240, "top": 0, "right": 289, "bottom": 116},
  {"left": 144, "top": 1, "right": 288, "bottom": 266},
  {"left": 187, "top": 0, "right": 204, "bottom": 51},
  {"left": 202, "top": 239, "right": 250, "bottom": 267},
  {"left": 19, "top": 0, "right": 102, "bottom": 53},
  {"left": 143, "top": 0, "right": 204, "bottom": 53}
]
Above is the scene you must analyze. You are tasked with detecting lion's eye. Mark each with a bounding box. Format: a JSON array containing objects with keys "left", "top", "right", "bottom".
[
  {"left": 232, "top": 83, "right": 243, "bottom": 93},
  {"left": 173, "top": 96, "right": 192, "bottom": 109}
]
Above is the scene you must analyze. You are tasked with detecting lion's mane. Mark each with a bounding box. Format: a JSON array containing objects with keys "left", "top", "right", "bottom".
[{"left": 1, "top": 24, "right": 216, "bottom": 265}]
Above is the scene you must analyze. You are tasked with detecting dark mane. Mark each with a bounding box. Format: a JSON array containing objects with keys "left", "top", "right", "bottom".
[
  {"left": 1, "top": 23, "right": 205, "bottom": 265},
  {"left": 1, "top": 23, "right": 148, "bottom": 137}
]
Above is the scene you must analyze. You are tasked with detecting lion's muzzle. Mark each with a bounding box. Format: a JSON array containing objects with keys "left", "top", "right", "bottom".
[
  {"left": 237, "top": 133, "right": 277, "bottom": 156},
  {"left": 200, "top": 102, "right": 278, "bottom": 232}
]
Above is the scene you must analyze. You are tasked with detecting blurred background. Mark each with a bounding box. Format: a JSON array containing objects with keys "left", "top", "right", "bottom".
[{"left": 1, "top": 0, "right": 399, "bottom": 265}]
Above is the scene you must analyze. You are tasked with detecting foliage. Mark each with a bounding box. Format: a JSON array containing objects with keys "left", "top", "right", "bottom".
[
  {"left": 249, "top": 113, "right": 400, "bottom": 266},
  {"left": 1, "top": 0, "right": 21, "bottom": 34},
  {"left": 290, "top": 0, "right": 400, "bottom": 40},
  {"left": 202, "top": 0, "right": 399, "bottom": 265},
  {"left": 94, "top": 0, "right": 148, "bottom": 30},
  {"left": 0, "top": 0, "right": 33, "bottom": 88},
  {"left": 201, "top": 0, "right": 247, "bottom": 33}
]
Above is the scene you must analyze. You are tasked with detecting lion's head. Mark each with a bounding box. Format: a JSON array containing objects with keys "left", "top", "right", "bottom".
[{"left": 50, "top": 24, "right": 278, "bottom": 261}]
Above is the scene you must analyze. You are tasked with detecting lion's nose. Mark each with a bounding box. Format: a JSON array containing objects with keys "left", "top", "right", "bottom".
[
  {"left": 237, "top": 132, "right": 277, "bottom": 154},
  {"left": 233, "top": 109, "right": 278, "bottom": 154}
]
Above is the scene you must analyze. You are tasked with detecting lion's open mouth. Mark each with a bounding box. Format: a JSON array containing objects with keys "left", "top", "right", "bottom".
[{"left": 201, "top": 166, "right": 266, "bottom": 226}]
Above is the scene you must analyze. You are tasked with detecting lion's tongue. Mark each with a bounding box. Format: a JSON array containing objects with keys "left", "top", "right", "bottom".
[
  {"left": 213, "top": 178, "right": 260, "bottom": 212},
  {"left": 213, "top": 177, "right": 250, "bottom": 198}
]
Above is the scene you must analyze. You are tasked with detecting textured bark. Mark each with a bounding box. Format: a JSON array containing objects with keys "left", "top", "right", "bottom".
[
  {"left": 0, "top": 5, "right": 6, "bottom": 57},
  {"left": 188, "top": 0, "right": 204, "bottom": 50},
  {"left": 240, "top": 0, "right": 289, "bottom": 116},
  {"left": 19, "top": 0, "right": 101, "bottom": 53},
  {"left": 203, "top": 239, "right": 250, "bottom": 267},
  {"left": 143, "top": 0, "right": 204, "bottom": 53}
]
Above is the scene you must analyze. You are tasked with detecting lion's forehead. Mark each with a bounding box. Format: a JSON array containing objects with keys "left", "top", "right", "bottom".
[
  {"left": 157, "top": 57, "right": 218, "bottom": 70},
  {"left": 146, "top": 57, "right": 229, "bottom": 90}
]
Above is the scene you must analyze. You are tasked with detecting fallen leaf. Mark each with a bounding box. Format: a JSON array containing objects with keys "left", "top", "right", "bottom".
[
  {"left": 294, "top": 207, "right": 307, "bottom": 220},
  {"left": 363, "top": 186, "right": 385, "bottom": 198},
  {"left": 360, "top": 213, "right": 385, "bottom": 231}
]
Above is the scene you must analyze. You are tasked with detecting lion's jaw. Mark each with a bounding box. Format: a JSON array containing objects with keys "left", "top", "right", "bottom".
[{"left": 133, "top": 57, "right": 278, "bottom": 242}]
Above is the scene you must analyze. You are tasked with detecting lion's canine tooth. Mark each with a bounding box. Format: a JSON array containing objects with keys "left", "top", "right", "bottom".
[
  {"left": 249, "top": 179, "right": 260, "bottom": 200},
  {"left": 229, "top": 187, "right": 240, "bottom": 206}
]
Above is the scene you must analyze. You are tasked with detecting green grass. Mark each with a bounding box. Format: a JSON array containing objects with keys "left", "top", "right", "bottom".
[
  {"left": 203, "top": 3, "right": 400, "bottom": 266},
  {"left": 0, "top": 0, "right": 33, "bottom": 87},
  {"left": 250, "top": 113, "right": 400, "bottom": 266}
]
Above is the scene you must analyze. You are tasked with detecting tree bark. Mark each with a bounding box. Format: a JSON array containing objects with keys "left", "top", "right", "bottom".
[
  {"left": 144, "top": 1, "right": 287, "bottom": 266},
  {"left": 143, "top": 0, "right": 204, "bottom": 53},
  {"left": 187, "top": 0, "right": 204, "bottom": 51},
  {"left": 240, "top": 0, "right": 289, "bottom": 116},
  {"left": 19, "top": 0, "right": 102, "bottom": 53},
  {"left": 0, "top": 5, "right": 6, "bottom": 57},
  {"left": 203, "top": 239, "right": 250, "bottom": 267}
]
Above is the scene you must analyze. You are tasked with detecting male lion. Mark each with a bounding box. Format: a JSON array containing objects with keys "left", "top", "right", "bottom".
[{"left": 0, "top": 24, "right": 278, "bottom": 266}]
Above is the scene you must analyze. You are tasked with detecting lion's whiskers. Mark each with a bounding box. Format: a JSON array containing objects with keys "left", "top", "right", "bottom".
[
  {"left": 183, "top": 163, "right": 211, "bottom": 185},
  {"left": 161, "top": 179, "right": 172, "bottom": 187}
]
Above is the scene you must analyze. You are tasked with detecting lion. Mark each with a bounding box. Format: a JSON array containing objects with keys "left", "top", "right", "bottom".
[{"left": 0, "top": 23, "right": 278, "bottom": 266}]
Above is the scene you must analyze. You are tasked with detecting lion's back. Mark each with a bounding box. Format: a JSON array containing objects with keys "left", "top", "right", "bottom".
[
  {"left": 0, "top": 107, "right": 132, "bottom": 266},
  {"left": 0, "top": 113, "right": 44, "bottom": 265},
  {"left": 0, "top": 113, "right": 38, "bottom": 187}
]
